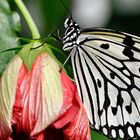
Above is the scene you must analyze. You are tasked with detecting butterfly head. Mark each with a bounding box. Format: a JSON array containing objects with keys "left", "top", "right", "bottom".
[
  {"left": 63, "top": 18, "right": 80, "bottom": 51},
  {"left": 64, "top": 18, "right": 77, "bottom": 28}
]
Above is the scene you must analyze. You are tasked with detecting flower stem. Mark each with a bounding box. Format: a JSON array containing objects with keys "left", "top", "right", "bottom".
[{"left": 14, "top": 0, "right": 40, "bottom": 39}]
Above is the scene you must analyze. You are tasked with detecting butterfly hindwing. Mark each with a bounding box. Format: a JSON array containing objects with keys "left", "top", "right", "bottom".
[{"left": 70, "top": 29, "right": 140, "bottom": 139}]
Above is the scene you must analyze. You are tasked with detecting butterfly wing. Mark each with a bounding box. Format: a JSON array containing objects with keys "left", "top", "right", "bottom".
[{"left": 71, "top": 28, "right": 140, "bottom": 139}]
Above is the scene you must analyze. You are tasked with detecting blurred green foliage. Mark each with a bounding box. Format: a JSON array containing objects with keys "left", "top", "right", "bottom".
[
  {"left": 39, "top": 0, "right": 71, "bottom": 35},
  {"left": 0, "top": 0, "right": 20, "bottom": 76}
]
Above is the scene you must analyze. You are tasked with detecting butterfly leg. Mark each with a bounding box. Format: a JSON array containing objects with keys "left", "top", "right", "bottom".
[{"left": 50, "top": 29, "right": 63, "bottom": 42}]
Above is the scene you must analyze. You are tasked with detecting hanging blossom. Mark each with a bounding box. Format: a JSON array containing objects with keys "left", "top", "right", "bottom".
[{"left": 0, "top": 42, "right": 91, "bottom": 140}]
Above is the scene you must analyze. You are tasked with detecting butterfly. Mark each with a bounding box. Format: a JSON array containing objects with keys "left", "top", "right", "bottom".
[{"left": 62, "top": 17, "right": 140, "bottom": 139}]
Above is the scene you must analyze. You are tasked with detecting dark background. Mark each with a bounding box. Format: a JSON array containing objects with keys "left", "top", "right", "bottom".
[{"left": 20, "top": 0, "right": 140, "bottom": 37}]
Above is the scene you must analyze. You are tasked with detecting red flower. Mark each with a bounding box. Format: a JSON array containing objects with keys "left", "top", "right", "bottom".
[
  {"left": 46, "top": 71, "right": 91, "bottom": 140},
  {"left": 0, "top": 52, "right": 90, "bottom": 140}
]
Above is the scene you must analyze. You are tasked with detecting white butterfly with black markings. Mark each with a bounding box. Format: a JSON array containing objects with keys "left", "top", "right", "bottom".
[{"left": 62, "top": 17, "right": 140, "bottom": 139}]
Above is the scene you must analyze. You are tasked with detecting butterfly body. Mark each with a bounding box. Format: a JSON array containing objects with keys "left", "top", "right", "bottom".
[
  {"left": 63, "top": 18, "right": 140, "bottom": 139},
  {"left": 63, "top": 18, "right": 80, "bottom": 50}
]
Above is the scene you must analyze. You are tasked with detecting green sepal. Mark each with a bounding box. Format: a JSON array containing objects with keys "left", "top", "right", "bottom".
[{"left": 18, "top": 40, "right": 61, "bottom": 71}]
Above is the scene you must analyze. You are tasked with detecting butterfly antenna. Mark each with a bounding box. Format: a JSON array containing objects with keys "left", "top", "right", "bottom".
[{"left": 57, "top": 0, "right": 72, "bottom": 17}]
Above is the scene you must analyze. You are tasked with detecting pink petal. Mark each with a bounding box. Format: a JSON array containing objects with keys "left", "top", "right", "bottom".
[
  {"left": 51, "top": 71, "right": 91, "bottom": 140},
  {"left": 0, "top": 55, "right": 23, "bottom": 139}
]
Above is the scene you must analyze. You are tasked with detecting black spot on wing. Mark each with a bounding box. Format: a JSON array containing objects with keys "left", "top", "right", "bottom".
[
  {"left": 100, "top": 44, "right": 110, "bottom": 49},
  {"left": 97, "top": 79, "right": 102, "bottom": 88},
  {"left": 117, "top": 93, "right": 124, "bottom": 106},
  {"left": 103, "top": 93, "right": 110, "bottom": 109},
  {"left": 123, "top": 48, "right": 134, "bottom": 59},
  {"left": 123, "top": 36, "right": 135, "bottom": 47},
  {"left": 110, "top": 73, "right": 115, "bottom": 79},
  {"left": 125, "top": 103, "right": 132, "bottom": 114},
  {"left": 122, "top": 35, "right": 135, "bottom": 60},
  {"left": 99, "top": 109, "right": 103, "bottom": 116},
  {"left": 111, "top": 107, "right": 118, "bottom": 115}
]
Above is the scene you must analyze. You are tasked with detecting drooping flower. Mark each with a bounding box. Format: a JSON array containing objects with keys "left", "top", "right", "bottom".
[
  {"left": 0, "top": 42, "right": 91, "bottom": 140},
  {"left": 47, "top": 71, "right": 91, "bottom": 140}
]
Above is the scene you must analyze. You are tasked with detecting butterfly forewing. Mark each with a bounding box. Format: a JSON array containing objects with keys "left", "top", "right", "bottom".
[{"left": 81, "top": 28, "right": 140, "bottom": 50}]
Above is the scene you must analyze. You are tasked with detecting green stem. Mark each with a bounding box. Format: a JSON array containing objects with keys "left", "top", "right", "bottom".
[{"left": 14, "top": 0, "right": 40, "bottom": 39}]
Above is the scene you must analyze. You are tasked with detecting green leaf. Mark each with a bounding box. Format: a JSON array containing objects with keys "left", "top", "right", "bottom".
[
  {"left": 91, "top": 130, "right": 111, "bottom": 140},
  {"left": 0, "top": 0, "right": 21, "bottom": 76},
  {"left": 91, "top": 130, "right": 122, "bottom": 140}
]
